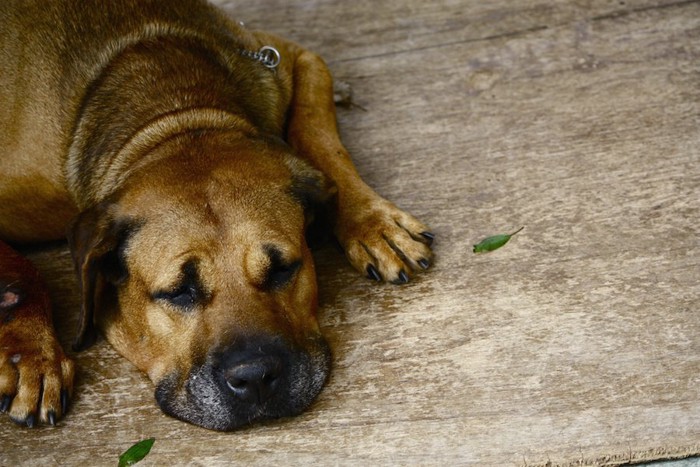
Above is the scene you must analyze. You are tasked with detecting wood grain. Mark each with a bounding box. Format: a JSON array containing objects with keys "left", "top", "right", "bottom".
[{"left": 1, "top": 0, "right": 699, "bottom": 465}]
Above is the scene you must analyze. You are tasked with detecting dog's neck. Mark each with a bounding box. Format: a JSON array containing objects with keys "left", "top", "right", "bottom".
[
  {"left": 89, "top": 108, "right": 258, "bottom": 202},
  {"left": 65, "top": 34, "right": 285, "bottom": 209}
]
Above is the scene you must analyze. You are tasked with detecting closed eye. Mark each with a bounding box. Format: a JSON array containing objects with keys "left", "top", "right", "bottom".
[
  {"left": 262, "top": 245, "right": 301, "bottom": 291},
  {"left": 152, "top": 259, "right": 205, "bottom": 311},
  {"left": 265, "top": 260, "right": 301, "bottom": 290},
  {"left": 154, "top": 283, "right": 198, "bottom": 310}
]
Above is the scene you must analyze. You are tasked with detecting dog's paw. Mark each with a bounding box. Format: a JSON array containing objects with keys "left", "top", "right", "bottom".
[
  {"left": 336, "top": 191, "right": 434, "bottom": 284},
  {"left": 0, "top": 298, "right": 75, "bottom": 427},
  {"left": 0, "top": 335, "right": 75, "bottom": 428}
]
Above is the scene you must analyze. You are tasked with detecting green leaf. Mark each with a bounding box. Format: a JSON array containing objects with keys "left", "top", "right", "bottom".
[
  {"left": 118, "top": 438, "right": 155, "bottom": 467},
  {"left": 473, "top": 227, "right": 524, "bottom": 253}
]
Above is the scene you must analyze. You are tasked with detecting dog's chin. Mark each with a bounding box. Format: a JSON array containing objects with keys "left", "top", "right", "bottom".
[{"left": 154, "top": 337, "right": 331, "bottom": 431}]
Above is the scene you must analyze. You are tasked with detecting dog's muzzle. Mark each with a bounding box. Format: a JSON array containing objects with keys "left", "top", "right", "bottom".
[{"left": 154, "top": 335, "right": 331, "bottom": 431}]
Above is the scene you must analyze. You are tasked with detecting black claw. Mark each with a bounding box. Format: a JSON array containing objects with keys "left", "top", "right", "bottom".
[
  {"left": 25, "top": 413, "right": 36, "bottom": 428},
  {"left": 60, "top": 389, "right": 70, "bottom": 415},
  {"left": 418, "top": 258, "right": 431, "bottom": 270},
  {"left": 0, "top": 395, "right": 11, "bottom": 412},
  {"left": 391, "top": 270, "right": 409, "bottom": 285},
  {"left": 366, "top": 264, "right": 382, "bottom": 282},
  {"left": 48, "top": 410, "right": 56, "bottom": 426},
  {"left": 420, "top": 232, "right": 435, "bottom": 246}
]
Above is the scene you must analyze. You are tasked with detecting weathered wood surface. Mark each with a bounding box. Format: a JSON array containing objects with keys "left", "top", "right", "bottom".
[{"left": 2, "top": 0, "right": 699, "bottom": 465}]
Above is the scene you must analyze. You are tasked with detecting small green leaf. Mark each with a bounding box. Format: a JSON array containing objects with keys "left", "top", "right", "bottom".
[
  {"left": 473, "top": 227, "right": 524, "bottom": 253},
  {"left": 119, "top": 438, "right": 155, "bottom": 467}
]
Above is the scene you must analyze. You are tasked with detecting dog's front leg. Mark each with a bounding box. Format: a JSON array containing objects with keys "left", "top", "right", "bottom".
[
  {"left": 286, "top": 51, "right": 434, "bottom": 284},
  {"left": 0, "top": 241, "right": 75, "bottom": 427}
]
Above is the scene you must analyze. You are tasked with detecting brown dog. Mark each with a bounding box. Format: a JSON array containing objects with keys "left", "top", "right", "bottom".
[{"left": 0, "top": 0, "right": 433, "bottom": 430}]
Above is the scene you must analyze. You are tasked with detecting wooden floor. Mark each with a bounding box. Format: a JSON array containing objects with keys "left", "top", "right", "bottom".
[{"left": 2, "top": 0, "right": 699, "bottom": 465}]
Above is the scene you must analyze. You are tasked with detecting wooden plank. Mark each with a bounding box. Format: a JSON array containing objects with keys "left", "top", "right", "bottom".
[{"left": 2, "top": 0, "right": 699, "bottom": 465}]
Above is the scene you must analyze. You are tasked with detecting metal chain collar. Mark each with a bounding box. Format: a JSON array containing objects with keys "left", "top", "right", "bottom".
[{"left": 239, "top": 45, "right": 281, "bottom": 69}]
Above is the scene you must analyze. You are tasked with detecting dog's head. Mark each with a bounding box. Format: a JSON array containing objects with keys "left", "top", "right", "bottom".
[{"left": 69, "top": 132, "right": 332, "bottom": 430}]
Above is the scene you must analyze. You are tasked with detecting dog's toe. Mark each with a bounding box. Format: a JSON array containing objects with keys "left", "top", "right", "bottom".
[
  {"left": 36, "top": 359, "right": 74, "bottom": 425},
  {"left": 0, "top": 356, "right": 19, "bottom": 412}
]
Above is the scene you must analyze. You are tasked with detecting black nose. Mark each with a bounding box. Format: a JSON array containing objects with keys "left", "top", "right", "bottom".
[{"left": 223, "top": 355, "right": 283, "bottom": 404}]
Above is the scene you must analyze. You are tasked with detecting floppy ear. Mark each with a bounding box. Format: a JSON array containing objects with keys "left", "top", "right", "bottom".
[
  {"left": 283, "top": 155, "right": 336, "bottom": 224},
  {"left": 67, "top": 202, "right": 137, "bottom": 351}
]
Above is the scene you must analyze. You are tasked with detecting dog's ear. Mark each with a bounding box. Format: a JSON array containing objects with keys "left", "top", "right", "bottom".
[
  {"left": 283, "top": 155, "right": 336, "bottom": 224},
  {"left": 68, "top": 202, "right": 137, "bottom": 351}
]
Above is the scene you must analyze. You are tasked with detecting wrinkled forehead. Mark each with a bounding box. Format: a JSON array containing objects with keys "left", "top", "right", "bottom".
[
  {"left": 118, "top": 185, "right": 305, "bottom": 280},
  {"left": 117, "top": 152, "right": 303, "bottom": 223},
  {"left": 126, "top": 185, "right": 303, "bottom": 242}
]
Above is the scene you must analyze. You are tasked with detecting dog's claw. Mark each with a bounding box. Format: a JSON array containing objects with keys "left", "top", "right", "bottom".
[
  {"left": 420, "top": 232, "right": 435, "bottom": 246},
  {"left": 47, "top": 410, "right": 57, "bottom": 426},
  {"left": 26, "top": 413, "right": 36, "bottom": 428},
  {"left": 61, "top": 389, "right": 70, "bottom": 415},
  {"left": 0, "top": 395, "right": 10, "bottom": 412},
  {"left": 366, "top": 264, "right": 382, "bottom": 282},
  {"left": 418, "top": 258, "right": 430, "bottom": 270},
  {"left": 391, "top": 270, "right": 409, "bottom": 285}
]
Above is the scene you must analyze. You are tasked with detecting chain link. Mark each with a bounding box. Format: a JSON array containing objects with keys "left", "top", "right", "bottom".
[{"left": 239, "top": 45, "right": 281, "bottom": 69}]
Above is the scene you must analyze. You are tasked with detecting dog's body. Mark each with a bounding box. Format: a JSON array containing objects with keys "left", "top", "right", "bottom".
[{"left": 0, "top": 0, "right": 433, "bottom": 430}]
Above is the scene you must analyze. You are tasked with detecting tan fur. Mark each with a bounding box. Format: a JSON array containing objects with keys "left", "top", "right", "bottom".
[{"left": 0, "top": 0, "right": 433, "bottom": 430}]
